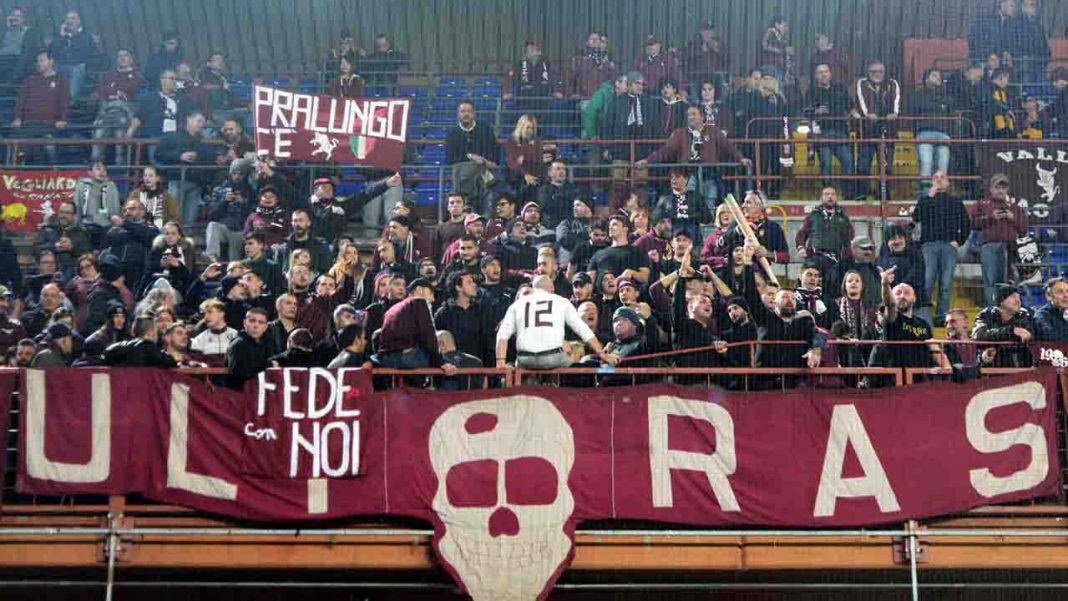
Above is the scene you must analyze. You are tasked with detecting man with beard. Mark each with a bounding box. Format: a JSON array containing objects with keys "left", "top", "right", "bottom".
[
  {"left": 972, "top": 284, "right": 1034, "bottom": 368},
  {"left": 101, "top": 316, "right": 176, "bottom": 367},
  {"left": 35, "top": 200, "right": 91, "bottom": 276},
  {"left": 476, "top": 255, "right": 513, "bottom": 326},
  {"left": 594, "top": 306, "right": 657, "bottom": 386},
  {"left": 485, "top": 195, "right": 516, "bottom": 241},
  {"left": 441, "top": 234, "right": 486, "bottom": 286},
  {"left": 1034, "top": 277, "right": 1068, "bottom": 341},
  {"left": 743, "top": 269, "right": 824, "bottom": 386},
  {"left": 649, "top": 167, "right": 712, "bottom": 247},
  {"left": 536, "top": 161, "right": 579, "bottom": 229},
  {"left": 568, "top": 31, "right": 616, "bottom": 100},
  {"left": 275, "top": 209, "right": 334, "bottom": 273},
  {"left": 795, "top": 186, "right": 854, "bottom": 280},
  {"left": 830, "top": 236, "right": 881, "bottom": 308},
  {"left": 569, "top": 272, "right": 595, "bottom": 306},
  {"left": 214, "top": 119, "right": 254, "bottom": 165},
  {"left": 162, "top": 322, "right": 206, "bottom": 367},
  {"left": 876, "top": 223, "right": 927, "bottom": 322},
  {"left": 386, "top": 214, "right": 432, "bottom": 266},
  {"left": 440, "top": 213, "right": 488, "bottom": 267},
  {"left": 670, "top": 252, "right": 726, "bottom": 382},
  {"left": 871, "top": 265, "right": 949, "bottom": 375},
  {"left": 446, "top": 101, "right": 499, "bottom": 216},
  {"left": 555, "top": 198, "right": 593, "bottom": 267},
  {"left": 505, "top": 40, "right": 563, "bottom": 118}
]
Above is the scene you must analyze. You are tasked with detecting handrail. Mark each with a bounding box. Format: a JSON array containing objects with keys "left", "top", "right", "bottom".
[{"left": 744, "top": 115, "right": 979, "bottom": 139}]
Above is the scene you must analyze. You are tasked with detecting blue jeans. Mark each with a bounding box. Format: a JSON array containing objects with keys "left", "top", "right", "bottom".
[
  {"left": 168, "top": 179, "right": 203, "bottom": 225},
  {"left": 56, "top": 63, "right": 85, "bottom": 105},
  {"left": 816, "top": 141, "right": 855, "bottom": 196},
  {"left": 687, "top": 171, "right": 720, "bottom": 214},
  {"left": 373, "top": 348, "right": 430, "bottom": 370},
  {"left": 923, "top": 241, "right": 958, "bottom": 319},
  {"left": 979, "top": 242, "right": 1006, "bottom": 306},
  {"left": 917, "top": 131, "right": 950, "bottom": 183}
]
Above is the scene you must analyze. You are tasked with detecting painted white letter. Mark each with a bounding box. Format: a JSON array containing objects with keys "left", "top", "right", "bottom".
[
  {"left": 648, "top": 396, "right": 739, "bottom": 511},
  {"left": 167, "top": 382, "right": 238, "bottom": 500},
  {"left": 814, "top": 404, "right": 900, "bottom": 517},
  {"left": 966, "top": 382, "right": 1049, "bottom": 497},
  {"left": 24, "top": 370, "right": 111, "bottom": 483}
]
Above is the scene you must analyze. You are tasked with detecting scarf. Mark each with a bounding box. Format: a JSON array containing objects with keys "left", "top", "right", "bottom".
[
  {"left": 518, "top": 58, "right": 549, "bottom": 90},
  {"left": 584, "top": 46, "right": 609, "bottom": 68},
  {"left": 672, "top": 191, "right": 690, "bottom": 220},
  {"left": 81, "top": 180, "right": 111, "bottom": 217},
  {"left": 702, "top": 103, "right": 720, "bottom": 127},
  {"left": 795, "top": 287, "right": 825, "bottom": 315},
  {"left": 687, "top": 127, "right": 704, "bottom": 162},
  {"left": 837, "top": 296, "right": 866, "bottom": 338},
  {"left": 626, "top": 94, "right": 644, "bottom": 127},
  {"left": 139, "top": 188, "right": 166, "bottom": 228}
]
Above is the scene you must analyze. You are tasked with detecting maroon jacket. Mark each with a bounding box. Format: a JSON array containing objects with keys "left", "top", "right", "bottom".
[
  {"left": 96, "top": 69, "right": 143, "bottom": 101},
  {"left": 972, "top": 197, "right": 1029, "bottom": 244},
  {"left": 635, "top": 52, "right": 681, "bottom": 92},
  {"left": 376, "top": 296, "right": 443, "bottom": 366},
  {"left": 568, "top": 51, "right": 616, "bottom": 98},
  {"left": 645, "top": 123, "right": 744, "bottom": 165},
  {"left": 15, "top": 73, "right": 70, "bottom": 123}
]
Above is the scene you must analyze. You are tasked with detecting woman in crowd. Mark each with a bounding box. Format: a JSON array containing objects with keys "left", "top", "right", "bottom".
[
  {"left": 504, "top": 114, "right": 550, "bottom": 203},
  {"left": 700, "top": 204, "right": 734, "bottom": 268},
  {"left": 127, "top": 166, "right": 180, "bottom": 229},
  {"left": 834, "top": 270, "right": 881, "bottom": 368},
  {"left": 328, "top": 241, "right": 375, "bottom": 309},
  {"left": 146, "top": 221, "right": 197, "bottom": 294},
  {"left": 67, "top": 253, "right": 100, "bottom": 333}
]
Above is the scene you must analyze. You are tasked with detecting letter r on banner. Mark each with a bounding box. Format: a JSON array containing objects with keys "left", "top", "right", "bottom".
[
  {"left": 814, "top": 404, "right": 900, "bottom": 517},
  {"left": 966, "top": 382, "right": 1049, "bottom": 498},
  {"left": 648, "top": 396, "right": 739, "bottom": 511}
]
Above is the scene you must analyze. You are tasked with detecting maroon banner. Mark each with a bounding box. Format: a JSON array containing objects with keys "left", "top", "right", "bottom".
[
  {"left": 16, "top": 368, "right": 1062, "bottom": 600},
  {"left": 252, "top": 85, "right": 410, "bottom": 170},
  {"left": 978, "top": 142, "right": 1068, "bottom": 224},
  {"left": 1032, "top": 341, "right": 1068, "bottom": 367},
  {"left": 0, "top": 368, "right": 16, "bottom": 507},
  {"left": 0, "top": 170, "right": 82, "bottom": 233}
]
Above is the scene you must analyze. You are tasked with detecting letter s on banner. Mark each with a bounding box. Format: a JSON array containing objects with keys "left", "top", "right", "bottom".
[
  {"left": 167, "top": 382, "right": 238, "bottom": 500},
  {"left": 966, "top": 382, "right": 1049, "bottom": 498},
  {"left": 24, "top": 370, "right": 111, "bottom": 483},
  {"left": 648, "top": 396, "right": 739, "bottom": 511}
]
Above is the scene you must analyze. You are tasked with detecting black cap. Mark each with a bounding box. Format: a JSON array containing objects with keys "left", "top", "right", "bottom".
[
  {"left": 46, "top": 322, "right": 72, "bottom": 339},
  {"left": 480, "top": 255, "right": 501, "bottom": 268},
  {"left": 571, "top": 271, "right": 593, "bottom": 286},
  {"left": 99, "top": 255, "right": 122, "bottom": 282},
  {"left": 106, "top": 301, "right": 126, "bottom": 317},
  {"left": 219, "top": 274, "right": 241, "bottom": 297},
  {"left": 725, "top": 296, "right": 750, "bottom": 313},
  {"left": 672, "top": 223, "right": 693, "bottom": 240},
  {"left": 407, "top": 277, "right": 433, "bottom": 294},
  {"left": 993, "top": 283, "right": 1019, "bottom": 306},
  {"left": 390, "top": 214, "right": 411, "bottom": 228}
]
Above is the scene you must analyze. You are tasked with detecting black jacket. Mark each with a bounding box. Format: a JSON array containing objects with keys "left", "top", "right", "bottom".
[
  {"left": 225, "top": 331, "right": 274, "bottom": 389},
  {"left": 803, "top": 82, "right": 850, "bottom": 137},
  {"left": 536, "top": 182, "right": 580, "bottom": 229},
  {"left": 908, "top": 85, "right": 958, "bottom": 135},
  {"left": 445, "top": 122, "right": 499, "bottom": 165},
  {"left": 102, "top": 338, "right": 177, "bottom": 367},
  {"left": 913, "top": 191, "right": 969, "bottom": 245},
  {"left": 972, "top": 307, "right": 1035, "bottom": 368}
]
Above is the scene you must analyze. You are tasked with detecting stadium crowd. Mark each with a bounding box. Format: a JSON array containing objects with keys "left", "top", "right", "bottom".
[{"left": 0, "top": 2, "right": 1065, "bottom": 389}]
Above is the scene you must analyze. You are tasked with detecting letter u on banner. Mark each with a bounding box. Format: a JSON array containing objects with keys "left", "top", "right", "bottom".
[{"left": 24, "top": 369, "right": 111, "bottom": 483}]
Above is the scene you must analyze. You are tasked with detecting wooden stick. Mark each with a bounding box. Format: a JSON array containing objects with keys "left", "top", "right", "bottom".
[{"left": 723, "top": 193, "right": 780, "bottom": 287}]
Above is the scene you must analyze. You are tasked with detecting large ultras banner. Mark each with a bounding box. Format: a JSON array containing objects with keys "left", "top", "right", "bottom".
[
  {"left": 14, "top": 368, "right": 1063, "bottom": 600},
  {"left": 253, "top": 85, "right": 410, "bottom": 170}
]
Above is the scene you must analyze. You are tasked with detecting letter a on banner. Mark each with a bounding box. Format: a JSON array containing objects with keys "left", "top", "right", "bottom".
[{"left": 814, "top": 404, "right": 900, "bottom": 517}]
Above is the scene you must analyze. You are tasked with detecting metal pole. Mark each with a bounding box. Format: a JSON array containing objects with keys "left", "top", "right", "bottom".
[
  {"left": 908, "top": 519, "right": 919, "bottom": 601},
  {"left": 105, "top": 511, "right": 118, "bottom": 601}
]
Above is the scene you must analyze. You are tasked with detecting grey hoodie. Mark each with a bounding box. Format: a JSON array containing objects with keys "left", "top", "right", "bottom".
[{"left": 73, "top": 177, "right": 121, "bottom": 229}]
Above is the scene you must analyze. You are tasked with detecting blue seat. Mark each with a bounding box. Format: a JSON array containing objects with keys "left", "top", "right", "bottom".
[
  {"left": 439, "top": 76, "right": 466, "bottom": 86},
  {"left": 399, "top": 86, "right": 430, "bottom": 98},
  {"left": 472, "top": 98, "right": 497, "bottom": 111},
  {"left": 421, "top": 128, "right": 447, "bottom": 140},
  {"left": 231, "top": 85, "right": 252, "bottom": 100},
  {"left": 436, "top": 86, "right": 469, "bottom": 98},
  {"left": 474, "top": 77, "right": 502, "bottom": 86},
  {"left": 230, "top": 74, "right": 252, "bottom": 86},
  {"left": 297, "top": 79, "right": 319, "bottom": 93},
  {"left": 414, "top": 190, "right": 439, "bottom": 206},
  {"left": 266, "top": 77, "right": 291, "bottom": 88},
  {"left": 431, "top": 98, "right": 459, "bottom": 111}
]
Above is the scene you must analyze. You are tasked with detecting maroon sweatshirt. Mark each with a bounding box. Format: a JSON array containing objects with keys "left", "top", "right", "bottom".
[
  {"left": 15, "top": 73, "right": 70, "bottom": 123},
  {"left": 376, "top": 296, "right": 443, "bottom": 366},
  {"left": 97, "top": 69, "right": 143, "bottom": 101}
]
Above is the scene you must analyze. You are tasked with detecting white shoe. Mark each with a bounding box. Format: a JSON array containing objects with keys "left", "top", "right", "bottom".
[{"left": 1019, "top": 271, "right": 1044, "bottom": 286}]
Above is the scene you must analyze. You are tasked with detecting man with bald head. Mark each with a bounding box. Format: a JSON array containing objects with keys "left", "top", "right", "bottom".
[
  {"left": 874, "top": 265, "right": 949, "bottom": 374},
  {"left": 496, "top": 274, "right": 618, "bottom": 370}
]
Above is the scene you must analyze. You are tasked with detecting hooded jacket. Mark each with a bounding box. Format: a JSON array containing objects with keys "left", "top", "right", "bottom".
[{"left": 74, "top": 177, "right": 121, "bottom": 229}]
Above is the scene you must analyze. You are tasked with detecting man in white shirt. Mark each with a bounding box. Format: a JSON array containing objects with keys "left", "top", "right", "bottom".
[
  {"left": 496, "top": 275, "right": 619, "bottom": 370},
  {"left": 190, "top": 298, "right": 238, "bottom": 357}
]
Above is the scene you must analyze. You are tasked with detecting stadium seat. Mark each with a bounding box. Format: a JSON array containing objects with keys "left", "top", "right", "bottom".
[
  {"left": 398, "top": 86, "right": 430, "bottom": 98},
  {"left": 436, "top": 86, "right": 469, "bottom": 98},
  {"left": 438, "top": 76, "right": 466, "bottom": 86},
  {"left": 266, "top": 77, "right": 292, "bottom": 88}
]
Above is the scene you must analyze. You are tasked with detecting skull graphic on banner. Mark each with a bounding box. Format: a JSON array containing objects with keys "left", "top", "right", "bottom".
[{"left": 428, "top": 395, "right": 576, "bottom": 601}]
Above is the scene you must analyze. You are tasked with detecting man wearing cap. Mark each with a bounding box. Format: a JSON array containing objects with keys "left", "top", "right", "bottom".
[
  {"left": 386, "top": 213, "right": 433, "bottom": 265},
  {"left": 588, "top": 214, "right": 650, "bottom": 285},
  {"left": 569, "top": 272, "right": 595, "bottom": 306},
  {"left": 634, "top": 215, "right": 674, "bottom": 277},
  {"left": 518, "top": 201, "right": 554, "bottom": 247},
  {"left": 617, "top": 276, "right": 658, "bottom": 351},
  {"left": 497, "top": 274, "right": 617, "bottom": 370},
  {"left": 83, "top": 260, "right": 126, "bottom": 336},
  {"left": 82, "top": 300, "right": 128, "bottom": 360},
  {"left": 434, "top": 271, "right": 493, "bottom": 367},
  {"left": 640, "top": 106, "right": 751, "bottom": 212},
  {"left": 569, "top": 31, "right": 617, "bottom": 100},
  {"left": 30, "top": 322, "right": 74, "bottom": 368},
  {"left": 827, "top": 235, "right": 881, "bottom": 307},
  {"left": 275, "top": 209, "right": 334, "bottom": 274},
  {"left": 973, "top": 173, "right": 1029, "bottom": 306},
  {"left": 588, "top": 305, "right": 655, "bottom": 385},
  {"left": 536, "top": 160, "right": 579, "bottom": 229},
  {"left": 306, "top": 176, "right": 366, "bottom": 245},
  {"left": 972, "top": 283, "right": 1035, "bottom": 368},
  {"left": 0, "top": 286, "right": 26, "bottom": 357},
  {"left": 635, "top": 35, "right": 679, "bottom": 93},
  {"left": 650, "top": 166, "right": 714, "bottom": 246},
  {"left": 876, "top": 223, "right": 928, "bottom": 321},
  {"left": 567, "top": 219, "right": 610, "bottom": 280},
  {"left": 225, "top": 307, "right": 274, "bottom": 389},
  {"left": 374, "top": 278, "right": 458, "bottom": 374}
]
